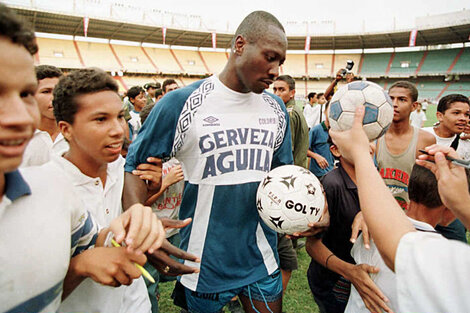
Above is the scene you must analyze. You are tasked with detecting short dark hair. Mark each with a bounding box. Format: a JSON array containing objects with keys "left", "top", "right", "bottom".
[
  {"left": 140, "top": 103, "right": 155, "bottom": 124},
  {"left": 389, "top": 81, "right": 418, "bottom": 102},
  {"left": 275, "top": 75, "right": 295, "bottom": 91},
  {"left": 232, "top": 11, "right": 285, "bottom": 48},
  {"left": 0, "top": 4, "right": 38, "bottom": 55},
  {"left": 53, "top": 68, "right": 118, "bottom": 124},
  {"left": 35, "top": 65, "right": 63, "bottom": 81},
  {"left": 127, "top": 86, "right": 144, "bottom": 100},
  {"left": 308, "top": 92, "right": 317, "bottom": 100},
  {"left": 317, "top": 92, "right": 325, "bottom": 98},
  {"left": 409, "top": 164, "right": 470, "bottom": 208},
  {"left": 155, "top": 88, "right": 163, "bottom": 98},
  {"left": 162, "top": 79, "right": 177, "bottom": 93},
  {"left": 437, "top": 94, "right": 470, "bottom": 113}
]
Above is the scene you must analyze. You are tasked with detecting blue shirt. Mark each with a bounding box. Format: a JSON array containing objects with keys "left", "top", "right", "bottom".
[
  {"left": 125, "top": 76, "right": 293, "bottom": 293},
  {"left": 308, "top": 122, "right": 334, "bottom": 177}
]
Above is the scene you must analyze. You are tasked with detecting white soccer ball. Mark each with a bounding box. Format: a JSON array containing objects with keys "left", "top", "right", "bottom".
[
  {"left": 327, "top": 80, "right": 393, "bottom": 141},
  {"left": 256, "top": 165, "right": 325, "bottom": 235}
]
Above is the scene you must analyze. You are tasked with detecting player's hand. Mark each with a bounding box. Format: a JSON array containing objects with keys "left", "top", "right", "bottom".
[
  {"left": 133, "top": 157, "right": 163, "bottom": 191},
  {"left": 71, "top": 247, "right": 146, "bottom": 287},
  {"left": 147, "top": 239, "right": 200, "bottom": 276},
  {"left": 163, "top": 164, "right": 184, "bottom": 187},
  {"left": 416, "top": 144, "right": 470, "bottom": 213},
  {"left": 345, "top": 264, "right": 393, "bottom": 313},
  {"left": 314, "top": 154, "right": 329, "bottom": 169},
  {"left": 161, "top": 217, "right": 192, "bottom": 231},
  {"left": 350, "top": 211, "right": 370, "bottom": 249},
  {"left": 290, "top": 201, "right": 330, "bottom": 238},
  {"left": 110, "top": 203, "right": 165, "bottom": 254},
  {"left": 335, "top": 69, "right": 344, "bottom": 81},
  {"left": 330, "top": 105, "right": 370, "bottom": 163}
]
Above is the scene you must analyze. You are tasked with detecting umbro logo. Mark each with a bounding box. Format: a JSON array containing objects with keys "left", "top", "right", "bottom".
[{"left": 203, "top": 116, "right": 220, "bottom": 126}]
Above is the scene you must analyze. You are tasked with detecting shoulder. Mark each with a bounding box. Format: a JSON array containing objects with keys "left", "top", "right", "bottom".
[
  {"left": 158, "top": 79, "right": 208, "bottom": 109},
  {"left": 321, "top": 168, "right": 343, "bottom": 190},
  {"left": 418, "top": 128, "right": 436, "bottom": 146}
]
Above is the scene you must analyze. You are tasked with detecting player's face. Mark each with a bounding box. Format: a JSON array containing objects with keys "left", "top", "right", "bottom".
[
  {"left": 273, "top": 80, "right": 294, "bottom": 104},
  {"left": 35, "top": 77, "right": 59, "bottom": 121},
  {"left": 133, "top": 91, "right": 147, "bottom": 111},
  {"left": 437, "top": 101, "right": 470, "bottom": 135},
  {"left": 318, "top": 95, "right": 326, "bottom": 105},
  {"left": 235, "top": 25, "right": 287, "bottom": 94},
  {"left": 389, "top": 87, "right": 415, "bottom": 123},
  {"left": 0, "top": 37, "right": 39, "bottom": 173},
  {"left": 61, "top": 90, "right": 126, "bottom": 168}
]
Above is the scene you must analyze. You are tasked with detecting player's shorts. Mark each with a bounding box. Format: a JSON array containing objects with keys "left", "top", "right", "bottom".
[
  {"left": 277, "top": 234, "right": 298, "bottom": 271},
  {"left": 172, "top": 269, "right": 282, "bottom": 313}
]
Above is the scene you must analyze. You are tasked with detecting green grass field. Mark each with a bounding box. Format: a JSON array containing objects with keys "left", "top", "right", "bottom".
[
  {"left": 158, "top": 238, "right": 319, "bottom": 313},
  {"left": 423, "top": 104, "right": 437, "bottom": 127}
]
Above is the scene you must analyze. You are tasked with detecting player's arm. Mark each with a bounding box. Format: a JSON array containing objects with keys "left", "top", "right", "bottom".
[
  {"left": 416, "top": 129, "right": 436, "bottom": 156},
  {"left": 307, "top": 149, "right": 329, "bottom": 169},
  {"left": 329, "top": 105, "right": 415, "bottom": 271},
  {"left": 324, "top": 70, "right": 343, "bottom": 99},
  {"left": 306, "top": 237, "right": 392, "bottom": 313}
]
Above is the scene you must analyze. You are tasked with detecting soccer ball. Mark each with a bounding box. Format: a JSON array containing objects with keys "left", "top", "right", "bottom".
[
  {"left": 256, "top": 165, "right": 325, "bottom": 235},
  {"left": 327, "top": 81, "right": 393, "bottom": 141}
]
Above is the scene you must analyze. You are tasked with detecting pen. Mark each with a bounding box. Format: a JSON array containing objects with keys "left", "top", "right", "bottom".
[
  {"left": 419, "top": 149, "right": 470, "bottom": 169},
  {"left": 111, "top": 239, "right": 156, "bottom": 284}
]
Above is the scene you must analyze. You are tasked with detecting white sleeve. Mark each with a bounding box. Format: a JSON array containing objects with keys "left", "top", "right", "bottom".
[{"left": 395, "top": 231, "right": 470, "bottom": 313}]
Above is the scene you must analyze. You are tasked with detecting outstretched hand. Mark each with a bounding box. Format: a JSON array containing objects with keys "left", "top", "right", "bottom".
[{"left": 350, "top": 211, "right": 370, "bottom": 249}]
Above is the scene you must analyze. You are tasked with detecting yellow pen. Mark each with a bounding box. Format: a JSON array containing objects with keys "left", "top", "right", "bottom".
[{"left": 111, "top": 239, "right": 156, "bottom": 284}]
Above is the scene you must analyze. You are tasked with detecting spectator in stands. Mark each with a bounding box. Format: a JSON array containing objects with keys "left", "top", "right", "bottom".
[
  {"left": 145, "top": 82, "right": 161, "bottom": 105},
  {"left": 307, "top": 101, "right": 335, "bottom": 179},
  {"left": 127, "top": 86, "right": 147, "bottom": 140},
  {"left": 423, "top": 93, "right": 470, "bottom": 242},
  {"left": 376, "top": 81, "right": 435, "bottom": 210},
  {"left": 162, "top": 79, "right": 179, "bottom": 95},
  {"left": 21, "top": 65, "right": 69, "bottom": 167},
  {"left": 304, "top": 92, "right": 320, "bottom": 129},
  {"left": 409, "top": 101, "right": 427, "bottom": 128}
]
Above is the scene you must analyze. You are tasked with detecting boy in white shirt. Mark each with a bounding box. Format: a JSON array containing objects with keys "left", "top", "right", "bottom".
[
  {"left": 409, "top": 102, "right": 427, "bottom": 128},
  {"left": 127, "top": 86, "right": 147, "bottom": 140},
  {"left": 0, "top": 5, "right": 165, "bottom": 312}
]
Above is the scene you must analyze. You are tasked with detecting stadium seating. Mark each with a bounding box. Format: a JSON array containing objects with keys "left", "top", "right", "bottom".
[
  {"left": 419, "top": 49, "right": 459, "bottom": 75},
  {"left": 389, "top": 51, "right": 424, "bottom": 77},
  {"left": 450, "top": 48, "right": 470, "bottom": 75},
  {"left": 360, "top": 53, "right": 392, "bottom": 77},
  {"left": 142, "top": 47, "right": 181, "bottom": 74},
  {"left": 333, "top": 54, "right": 362, "bottom": 76},
  {"left": 199, "top": 51, "right": 227, "bottom": 74},
  {"left": 283, "top": 54, "right": 306, "bottom": 77},
  {"left": 36, "top": 38, "right": 82, "bottom": 69},
  {"left": 111, "top": 44, "right": 156, "bottom": 74},
  {"left": 307, "top": 54, "right": 333, "bottom": 77},
  {"left": 75, "top": 41, "right": 120, "bottom": 72},
  {"left": 172, "top": 49, "right": 208, "bottom": 75}
]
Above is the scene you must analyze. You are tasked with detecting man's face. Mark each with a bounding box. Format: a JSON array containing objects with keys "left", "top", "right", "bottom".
[
  {"left": 132, "top": 91, "right": 147, "bottom": 112},
  {"left": 389, "top": 87, "right": 416, "bottom": 123},
  {"left": 318, "top": 95, "right": 326, "bottom": 105},
  {"left": 234, "top": 25, "right": 287, "bottom": 94},
  {"left": 437, "top": 101, "right": 470, "bottom": 135},
  {"left": 60, "top": 90, "right": 126, "bottom": 167},
  {"left": 0, "top": 37, "right": 39, "bottom": 173},
  {"left": 35, "top": 77, "right": 59, "bottom": 121},
  {"left": 147, "top": 86, "right": 157, "bottom": 97},
  {"left": 273, "top": 80, "right": 294, "bottom": 104},
  {"left": 309, "top": 95, "right": 318, "bottom": 105},
  {"left": 164, "top": 83, "right": 179, "bottom": 94}
]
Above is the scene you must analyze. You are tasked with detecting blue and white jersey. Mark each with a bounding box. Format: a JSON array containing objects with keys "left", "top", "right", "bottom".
[
  {"left": 0, "top": 165, "right": 98, "bottom": 313},
  {"left": 126, "top": 75, "right": 293, "bottom": 293}
]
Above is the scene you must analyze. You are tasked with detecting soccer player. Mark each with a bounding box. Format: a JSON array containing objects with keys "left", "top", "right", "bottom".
[
  {"left": 376, "top": 81, "right": 435, "bottom": 210},
  {"left": 330, "top": 105, "right": 470, "bottom": 312},
  {"left": 0, "top": 5, "right": 164, "bottom": 312},
  {"left": 346, "top": 164, "right": 463, "bottom": 312},
  {"left": 303, "top": 92, "right": 319, "bottom": 129},
  {"left": 21, "top": 65, "right": 68, "bottom": 167},
  {"left": 423, "top": 93, "right": 470, "bottom": 242},
  {"left": 127, "top": 85, "right": 147, "bottom": 140},
  {"left": 123, "top": 11, "right": 293, "bottom": 313},
  {"left": 409, "top": 102, "right": 426, "bottom": 128}
]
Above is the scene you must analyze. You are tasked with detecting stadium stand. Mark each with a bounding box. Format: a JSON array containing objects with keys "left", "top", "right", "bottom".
[
  {"left": 389, "top": 51, "right": 425, "bottom": 77},
  {"left": 307, "top": 54, "right": 333, "bottom": 77},
  {"left": 283, "top": 54, "right": 307, "bottom": 77},
  {"left": 360, "top": 53, "right": 392, "bottom": 77},
  {"left": 199, "top": 50, "right": 227, "bottom": 74},
  {"left": 419, "top": 48, "right": 460, "bottom": 75},
  {"left": 171, "top": 49, "right": 207, "bottom": 75},
  {"left": 111, "top": 44, "right": 156, "bottom": 74},
  {"left": 142, "top": 46, "right": 181, "bottom": 74},
  {"left": 36, "top": 37, "right": 82, "bottom": 69},
  {"left": 333, "top": 54, "right": 362, "bottom": 76},
  {"left": 75, "top": 41, "right": 121, "bottom": 71},
  {"left": 450, "top": 47, "right": 470, "bottom": 74}
]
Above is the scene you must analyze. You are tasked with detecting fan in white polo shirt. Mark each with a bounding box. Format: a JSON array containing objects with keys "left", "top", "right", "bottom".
[
  {"left": 0, "top": 7, "right": 165, "bottom": 313},
  {"left": 20, "top": 65, "right": 68, "bottom": 168}
]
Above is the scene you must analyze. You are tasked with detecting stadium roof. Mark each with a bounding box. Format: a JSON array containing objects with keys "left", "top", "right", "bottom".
[{"left": 13, "top": 7, "right": 470, "bottom": 50}]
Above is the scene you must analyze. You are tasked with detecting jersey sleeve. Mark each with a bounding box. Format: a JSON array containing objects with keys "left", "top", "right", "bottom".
[
  {"left": 70, "top": 210, "right": 100, "bottom": 257},
  {"left": 125, "top": 83, "right": 203, "bottom": 172}
]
